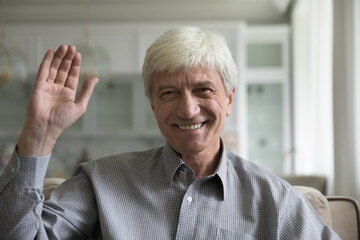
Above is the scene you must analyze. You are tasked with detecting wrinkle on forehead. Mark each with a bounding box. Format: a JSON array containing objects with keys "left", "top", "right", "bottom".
[{"left": 154, "top": 68, "right": 223, "bottom": 87}]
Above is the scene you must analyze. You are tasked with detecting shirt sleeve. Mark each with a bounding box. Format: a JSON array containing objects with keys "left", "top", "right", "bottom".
[
  {"left": 0, "top": 149, "right": 50, "bottom": 239},
  {"left": 279, "top": 189, "right": 341, "bottom": 240},
  {"left": 0, "top": 149, "right": 98, "bottom": 239}
]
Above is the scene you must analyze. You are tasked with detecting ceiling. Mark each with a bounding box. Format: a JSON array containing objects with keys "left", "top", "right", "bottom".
[{"left": 2, "top": 0, "right": 294, "bottom": 24}]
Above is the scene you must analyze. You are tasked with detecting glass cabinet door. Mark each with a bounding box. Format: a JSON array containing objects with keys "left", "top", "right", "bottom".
[
  {"left": 96, "top": 81, "right": 133, "bottom": 132},
  {"left": 0, "top": 82, "right": 29, "bottom": 133},
  {"left": 247, "top": 43, "right": 283, "bottom": 68},
  {"left": 247, "top": 83, "right": 283, "bottom": 173},
  {"left": 243, "top": 25, "right": 290, "bottom": 174}
]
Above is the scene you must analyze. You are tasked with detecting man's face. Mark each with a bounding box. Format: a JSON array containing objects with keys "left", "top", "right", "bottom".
[{"left": 150, "top": 67, "right": 234, "bottom": 157}]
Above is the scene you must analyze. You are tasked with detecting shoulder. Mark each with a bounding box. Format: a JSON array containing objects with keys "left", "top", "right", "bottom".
[
  {"left": 97, "top": 146, "right": 163, "bottom": 163},
  {"left": 81, "top": 146, "right": 164, "bottom": 176},
  {"left": 224, "top": 152, "right": 338, "bottom": 235},
  {"left": 225, "top": 151, "right": 290, "bottom": 185},
  {"left": 225, "top": 151, "right": 300, "bottom": 200},
  {"left": 224, "top": 151, "right": 321, "bottom": 222}
]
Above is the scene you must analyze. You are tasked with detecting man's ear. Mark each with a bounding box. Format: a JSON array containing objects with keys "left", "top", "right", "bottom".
[{"left": 226, "top": 88, "right": 235, "bottom": 117}]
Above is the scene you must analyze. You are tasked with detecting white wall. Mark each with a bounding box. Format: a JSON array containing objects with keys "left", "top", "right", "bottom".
[
  {"left": 333, "top": 0, "right": 360, "bottom": 200},
  {"left": 292, "top": 0, "right": 334, "bottom": 194},
  {"left": 2, "top": 0, "right": 290, "bottom": 24}
]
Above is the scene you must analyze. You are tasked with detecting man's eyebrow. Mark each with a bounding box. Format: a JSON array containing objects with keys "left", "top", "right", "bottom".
[
  {"left": 155, "top": 80, "right": 215, "bottom": 92},
  {"left": 156, "top": 85, "right": 176, "bottom": 92},
  {"left": 192, "top": 81, "right": 215, "bottom": 88}
]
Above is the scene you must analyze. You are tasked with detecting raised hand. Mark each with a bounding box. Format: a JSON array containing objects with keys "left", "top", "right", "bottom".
[{"left": 17, "top": 45, "right": 98, "bottom": 156}]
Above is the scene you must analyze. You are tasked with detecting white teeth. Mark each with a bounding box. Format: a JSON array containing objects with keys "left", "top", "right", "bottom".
[{"left": 178, "top": 123, "right": 203, "bottom": 130}]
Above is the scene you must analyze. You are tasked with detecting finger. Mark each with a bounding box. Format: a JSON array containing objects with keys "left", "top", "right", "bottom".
[
  {"left": 48, "top": 45, "right": 68, "bottom": 82},
  {"left": 65, "top": 51, "right": 82, "bottom": 90},
  {"left": 35, "top": 49, "right": 54, "bottom": 85},
  {"left": 75, "top": 77, "right": 99, "bottom": 114},
  {"left": 54, "top": 45, "right": 77, "bottom": 85}
]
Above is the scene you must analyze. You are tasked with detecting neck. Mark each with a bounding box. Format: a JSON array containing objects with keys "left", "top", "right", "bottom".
[{"left": 179, "top": 140, "right": 223, "bottom": 179}]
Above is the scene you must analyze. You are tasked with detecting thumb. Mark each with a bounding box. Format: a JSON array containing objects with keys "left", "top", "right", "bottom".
[{"left": 75, "top": 77, "right": 99, "bottom": 112}]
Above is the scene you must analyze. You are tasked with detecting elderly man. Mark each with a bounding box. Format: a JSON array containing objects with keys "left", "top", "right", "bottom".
[{"left": 0, "top": 27, "right": 339, "bottom": 239}]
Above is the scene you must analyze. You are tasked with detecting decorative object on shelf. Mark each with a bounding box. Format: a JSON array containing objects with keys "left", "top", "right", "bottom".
[
  {"left": 76, "top": 36, "right": 111, "bottom": 83},
  {"left": 0, "top": 0, "right": 28, "bottom": 87},
  {"left": 76, "top": 0, "right": 111, "bottom": 83}
]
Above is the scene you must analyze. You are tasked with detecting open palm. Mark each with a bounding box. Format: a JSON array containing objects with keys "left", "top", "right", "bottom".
[{"left": 18, "top": 45, "right": 98, "bottom": 156}]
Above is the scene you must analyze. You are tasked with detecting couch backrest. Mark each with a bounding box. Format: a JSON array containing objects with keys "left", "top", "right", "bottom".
[{"left": 328, "top": 197, "right": 360, "bottom": 240}]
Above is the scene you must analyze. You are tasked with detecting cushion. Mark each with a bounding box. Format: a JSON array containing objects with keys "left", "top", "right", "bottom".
[
  {"left": 294, "top": 185, "right": 332, "bottom": 228},
  {"left": 43, "top": 178, "right": 65, "bottom": 200}
]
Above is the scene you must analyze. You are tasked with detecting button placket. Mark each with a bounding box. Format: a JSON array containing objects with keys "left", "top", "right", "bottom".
[{"left": 175, "top": 183, "right": 199, "bottom": 240}]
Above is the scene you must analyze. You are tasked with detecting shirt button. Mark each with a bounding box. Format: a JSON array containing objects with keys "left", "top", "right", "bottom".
[
  {"left": 187, "top": 196, "right": 193, "bottom": 203},
  {"left": 10, "top": 166, "right": 15, "bottom": 173}
]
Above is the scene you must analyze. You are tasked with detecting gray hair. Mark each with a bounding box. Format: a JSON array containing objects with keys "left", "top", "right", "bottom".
[{"left": 141, "top": 26, "right": 238, "bottom": 100}]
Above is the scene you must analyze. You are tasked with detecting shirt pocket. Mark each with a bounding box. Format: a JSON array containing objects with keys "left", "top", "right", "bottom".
[{"left": 216, "top": 228, "right": 258, "bottom": 240}]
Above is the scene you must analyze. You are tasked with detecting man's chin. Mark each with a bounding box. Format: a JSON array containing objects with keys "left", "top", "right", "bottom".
[{"left": 173, "top": 141, "right": 207, "bottom": 155}]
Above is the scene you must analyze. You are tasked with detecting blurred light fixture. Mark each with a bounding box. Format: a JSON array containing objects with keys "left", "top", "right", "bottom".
[
  {"left": 77, "top": 0, "right": 111, "bottom": 83},
  {"left": 77, "top": 32, "right": 111, "bottom": 83},
  {"left": 0, "top": 0, "right": 28, "bottom": 87}
]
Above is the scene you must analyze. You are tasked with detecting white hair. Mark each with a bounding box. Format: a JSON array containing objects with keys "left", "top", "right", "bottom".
[{"left": 141, "top": 26, "right": 238, "bottom": 100}]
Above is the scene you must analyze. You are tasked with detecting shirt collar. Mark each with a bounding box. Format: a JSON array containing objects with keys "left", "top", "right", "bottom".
[
  {"left": 161, "top": 139, "right": 229, "bottom": 200},
  {"left": 162, "top": 142, "right": 184, "bottom": 185},
  {"left": 213, "top": 140, "right": 228, "bottom": 199}
]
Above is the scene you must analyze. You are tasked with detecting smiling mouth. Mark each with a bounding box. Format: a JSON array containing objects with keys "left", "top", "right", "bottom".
[{"left": 177, "top": 122, "right": 204, "bottom": 130}]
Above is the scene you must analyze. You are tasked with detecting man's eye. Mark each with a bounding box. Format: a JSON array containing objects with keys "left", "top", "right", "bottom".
[
  {"left": 197, "top": 88, "right": 213, "bottom": 96},
  {"left": 161, "top": 91, "right": 174, "bottom": 96},
  {"left": 160, "top": 91, "right": 177, "bottom": 100},
  {"left": 200, "top": 88, "right": 212, "bottom": 92}
]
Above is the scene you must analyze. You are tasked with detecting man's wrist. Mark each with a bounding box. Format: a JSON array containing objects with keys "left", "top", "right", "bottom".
[{"left": 17, "top": 127, "right": 57, "bottom": 157}]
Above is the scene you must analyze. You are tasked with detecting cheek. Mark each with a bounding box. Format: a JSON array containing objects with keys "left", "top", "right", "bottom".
[
  {"left": 212, "top": 95, "right": 233, "bottom": 118},
  {"left": 210, "top": 97, "right": 230, "bottom": 116},
  {"left": 152, "top": 103, "right": 172, "bottom": 123}
]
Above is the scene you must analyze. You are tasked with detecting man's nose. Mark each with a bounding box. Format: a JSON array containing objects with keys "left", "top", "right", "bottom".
[{"left": 177, "top": 92, "right": 200, "bottom": 119}]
